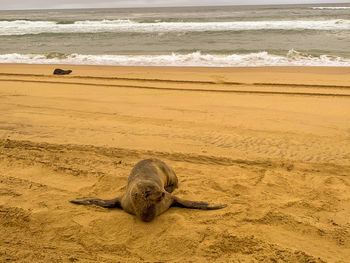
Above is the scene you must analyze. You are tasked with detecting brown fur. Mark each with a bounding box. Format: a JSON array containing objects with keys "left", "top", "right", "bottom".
[{"left": 70, "top": 158, "right": 226, "bottom": 222}]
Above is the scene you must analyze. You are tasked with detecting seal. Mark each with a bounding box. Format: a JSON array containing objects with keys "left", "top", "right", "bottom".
[
  {"left": 53, "top": 68, "right": 72, "bottom": 75},
  {"left": 70, "top": 158, "right": 227, "bottom": 222}
]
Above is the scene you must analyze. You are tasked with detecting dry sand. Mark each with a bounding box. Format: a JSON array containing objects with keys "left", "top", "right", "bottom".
[{"left": 0, "top": 64, "right": 349, "bottom": 262}]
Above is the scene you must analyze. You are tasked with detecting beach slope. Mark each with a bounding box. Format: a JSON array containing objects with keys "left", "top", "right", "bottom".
[{"left": 0, "top": 64, "right": 350, "bottom": 262}]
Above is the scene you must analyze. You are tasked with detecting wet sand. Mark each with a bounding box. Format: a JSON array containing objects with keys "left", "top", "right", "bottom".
[{"left": 0, "top": 64, "right": 350, "bottom": 262}]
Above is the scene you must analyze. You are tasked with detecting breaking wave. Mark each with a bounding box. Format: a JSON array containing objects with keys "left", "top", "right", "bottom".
[
  {"left": 1, "top": 50, "right": 350, "bottom": 67},
  {"left": 312, "top": 7, "right": 350, "bottom": 10},
  {"left": 1, "top": 19, "right": 350, "bottom": 35}
]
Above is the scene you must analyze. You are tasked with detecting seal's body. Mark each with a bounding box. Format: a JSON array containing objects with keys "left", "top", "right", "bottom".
[
  {"left": 71, "top": 158, "right": 226, "bottom": 222},
  {"left": 53, "top": 68, "right": 72, "bottom": 75},
  {"left": 120, "top": 159, "right": 178, "bottom": 221}
]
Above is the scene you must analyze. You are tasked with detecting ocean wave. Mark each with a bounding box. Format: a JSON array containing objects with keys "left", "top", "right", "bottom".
[
  {"left": 1, "top": 50, "right": 350, "bottom": 67},
  {"left": 312, "top": 7, "right": 350, "bottom": 10},
  {"left": 1, "top": 19, "right": 350, "bottom": 35}
]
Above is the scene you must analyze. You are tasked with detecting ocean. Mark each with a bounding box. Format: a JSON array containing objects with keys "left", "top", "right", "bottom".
[{"left": 0, "top": 4, "right": 350, "bottom": 67}]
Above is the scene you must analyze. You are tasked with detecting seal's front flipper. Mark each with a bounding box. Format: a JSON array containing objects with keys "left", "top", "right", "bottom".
[
  {"left": 172, "top": 196, "right": 227, "bottom": 210},
  {"left": 70, "top": 197, "right": 122, "bottom": 208}
]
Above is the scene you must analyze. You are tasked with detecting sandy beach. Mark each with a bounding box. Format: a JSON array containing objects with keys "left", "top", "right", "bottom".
[{"left": 0, "top": 64, "right": 349, "bottom": 262}]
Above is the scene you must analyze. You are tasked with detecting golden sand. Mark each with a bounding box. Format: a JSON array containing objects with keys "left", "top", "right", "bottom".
[{"left": 0, "top": 64, "right": 349, "bottom": 262}]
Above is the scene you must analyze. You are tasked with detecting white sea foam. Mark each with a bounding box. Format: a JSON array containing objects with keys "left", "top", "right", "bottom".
[
  {"left": 312, "top": 7, "right": 350, "bottom": 10},
  {"left": 1, "top": 50, "right": 350, "bottom": 67},
  {"left": 0, "top": 19, "right": 350, "bottom": 35}
]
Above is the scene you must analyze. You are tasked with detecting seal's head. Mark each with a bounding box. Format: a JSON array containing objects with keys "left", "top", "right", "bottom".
[{"left": 131, "top": 181, "right": 165, "bottom": 222}]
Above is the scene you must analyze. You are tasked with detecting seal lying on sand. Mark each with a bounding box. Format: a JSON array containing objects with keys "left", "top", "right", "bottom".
[
  {"left": 53, "top": 68, "right": 72, "bottom": 75},
  {"left": 70, "top": 158, "right": 227, "bottom": 222}
]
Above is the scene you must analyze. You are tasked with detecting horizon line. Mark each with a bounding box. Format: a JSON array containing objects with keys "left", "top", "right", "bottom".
[{"left": 1, "top": 2, "right": 350, "bottom": 11}]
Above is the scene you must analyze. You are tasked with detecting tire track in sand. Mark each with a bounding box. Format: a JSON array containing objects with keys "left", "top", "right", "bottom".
[{"left": 1, "top": 74, "right": 350, "bottom": 97}]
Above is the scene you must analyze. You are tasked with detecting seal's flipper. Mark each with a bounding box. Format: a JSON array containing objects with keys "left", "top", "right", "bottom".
[
  {"left": 70, "top": 197, "right": 122, "bottom": 208},
  {"left": 172, "top": 196, "right": 227, "bottom": 210}
]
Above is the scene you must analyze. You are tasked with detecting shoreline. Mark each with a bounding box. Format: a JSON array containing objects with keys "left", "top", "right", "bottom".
[
  {"left": 1, "top": 63, "right": 350, "bottom": 83},
  {"left": 3, "top": 62, "right": 350, "bottom": 68}
]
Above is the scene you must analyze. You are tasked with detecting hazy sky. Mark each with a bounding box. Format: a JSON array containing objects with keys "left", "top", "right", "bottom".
[{"left": 1, "top": 0, "right": 349, "bottom": 10}]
